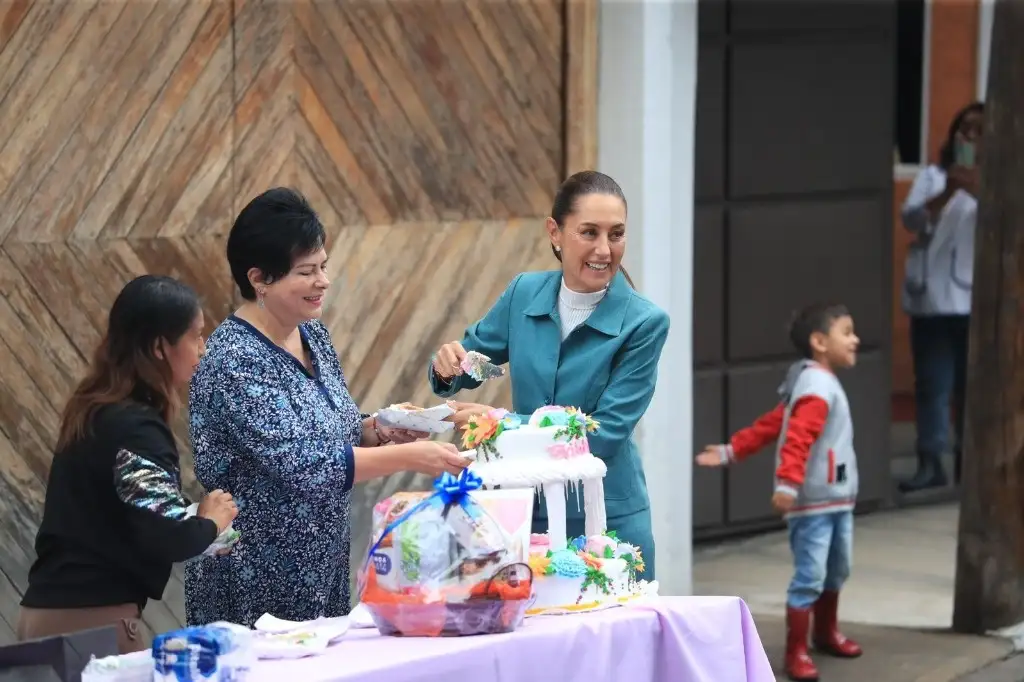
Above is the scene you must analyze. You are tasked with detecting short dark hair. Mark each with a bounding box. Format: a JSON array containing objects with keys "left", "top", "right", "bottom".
[
  {"left": 549, "top": 170, "right": 634, "bottom": 288},
  {"left": 227, "top": 187, "right": 326, "bottom": 300},
  {"left": 788, "top": 303, "right": 851, "bottom": 358}
]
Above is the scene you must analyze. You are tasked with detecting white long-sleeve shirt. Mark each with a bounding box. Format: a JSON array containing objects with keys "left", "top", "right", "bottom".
[{"left": 901, "top": 164, "right": 977, "bottom": 316}]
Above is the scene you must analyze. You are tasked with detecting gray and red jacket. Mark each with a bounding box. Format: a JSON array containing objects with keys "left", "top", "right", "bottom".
[{"left": 719, "top": 360, "right": 858, "bottom": 518}]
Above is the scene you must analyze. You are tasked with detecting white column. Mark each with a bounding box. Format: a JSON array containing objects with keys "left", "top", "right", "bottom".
[
  {"left": 542, "top": 483, "right": 568, "bottom": 551},
  {"left": 597, "top": 0, "right": 696, "bottom": 596},
  {"left": 977, "top": 0, "right": 995, "bottom": 100}
]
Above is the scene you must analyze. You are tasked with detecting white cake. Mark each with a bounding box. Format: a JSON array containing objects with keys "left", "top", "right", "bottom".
[{"left": 461, "top": 406, "right": 655, "bottom": 614}]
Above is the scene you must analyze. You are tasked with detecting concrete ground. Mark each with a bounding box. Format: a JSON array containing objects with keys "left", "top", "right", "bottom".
[{"left": 693, "top": 502, "right": 1023, "bottom": 681}]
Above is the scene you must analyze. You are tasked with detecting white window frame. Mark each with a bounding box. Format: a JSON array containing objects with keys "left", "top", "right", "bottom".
[
  {"left": 978, "top": 0, "right": 994, "bottom": 100},
  {"left": 894, "top": 0, "right": 932, "bottom": 180}
]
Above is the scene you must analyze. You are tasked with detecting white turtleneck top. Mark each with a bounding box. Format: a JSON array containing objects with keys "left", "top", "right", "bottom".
[{"left": 557, "top": 278, "right": 607, "bottom": 340}]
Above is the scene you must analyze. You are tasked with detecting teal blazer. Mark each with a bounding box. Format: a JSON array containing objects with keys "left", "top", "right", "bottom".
[{"left": 428, "top": 269, "right": 670, "bottom": 520}]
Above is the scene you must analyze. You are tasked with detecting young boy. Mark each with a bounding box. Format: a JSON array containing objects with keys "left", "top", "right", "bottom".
[{"left": 696, "top": 303, "right": 862, "bottom": 682}]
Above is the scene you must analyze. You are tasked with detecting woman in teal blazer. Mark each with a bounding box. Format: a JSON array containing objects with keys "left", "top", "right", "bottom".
[{"left": 428, "top": 171, "right": 670, "bottom": 580}]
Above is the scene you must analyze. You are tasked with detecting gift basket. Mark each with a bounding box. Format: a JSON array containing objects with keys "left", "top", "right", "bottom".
[{"left": 358, "top": 470, "right": 534, "bottom": 637}]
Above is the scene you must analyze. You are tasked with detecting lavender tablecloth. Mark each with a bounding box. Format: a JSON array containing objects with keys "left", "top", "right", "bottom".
[{"left": 251, "top": 597, "right": 774, "bottom": 682}]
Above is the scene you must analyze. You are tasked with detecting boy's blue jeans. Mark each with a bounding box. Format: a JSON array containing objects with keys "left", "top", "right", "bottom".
[{"left": 787, "top": 510, "right": 854, "bottom": 609}]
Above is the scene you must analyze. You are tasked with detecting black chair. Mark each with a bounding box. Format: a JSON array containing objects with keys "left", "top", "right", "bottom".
[{"left": 0, "top": 627, "right": 119, "bottom": 682}]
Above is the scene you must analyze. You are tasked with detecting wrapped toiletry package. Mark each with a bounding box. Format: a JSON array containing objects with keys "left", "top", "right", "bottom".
[
  {"left": 357, "top": 471, "right": 534, "bottom": 637},
  {"left": 152, "top": 623, "right": 254, "bottom": 682}
]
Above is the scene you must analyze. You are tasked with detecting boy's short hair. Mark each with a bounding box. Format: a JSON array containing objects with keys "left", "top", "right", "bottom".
[{"left": 789, "top": 303, "right": 851, "bottom": 358}]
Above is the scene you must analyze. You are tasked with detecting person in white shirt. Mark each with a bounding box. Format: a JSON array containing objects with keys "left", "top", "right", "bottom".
[{"left": 898, "top": 101, "right": 984, "bottom": 493}]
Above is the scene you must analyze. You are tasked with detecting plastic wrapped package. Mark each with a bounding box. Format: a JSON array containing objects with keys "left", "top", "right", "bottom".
[
  {"left": 152, "top": 622, "right": 254, "bottom": 681},
  {"left": 185, "top": 503, "right": 241, "bottom": 556},
  {"left": 358, "top": 470, "right": 534, "bottom": 637},
  {"left": 80, "top": 650, "right": 153, "bottom": 682}
]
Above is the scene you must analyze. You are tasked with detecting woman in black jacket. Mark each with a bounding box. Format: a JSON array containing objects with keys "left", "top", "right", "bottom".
[{"left": 17, "top": 275, "right": 237, "bottom": 653}]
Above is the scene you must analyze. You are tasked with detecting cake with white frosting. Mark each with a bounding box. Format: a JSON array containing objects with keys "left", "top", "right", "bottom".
[{"left": 461, "top": 406, "right": 656, "bottom": 614}]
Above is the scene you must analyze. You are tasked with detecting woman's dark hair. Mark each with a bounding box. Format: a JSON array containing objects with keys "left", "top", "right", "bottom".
[
  {"left": 57, "top": 275, "right": 201, "bottom": 450},
  {"left": 549, "top": 171, "right": 635, "bottom": 288},
  {"left": 938, "top": 101, "right": 985, "bottom": 169},
  {"left": 227, "top": 187, "right": 326, "bottom": 300}
]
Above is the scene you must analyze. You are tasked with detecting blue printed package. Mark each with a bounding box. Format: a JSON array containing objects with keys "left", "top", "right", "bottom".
[{"left": 152, "top": 623, "right": 254, "bottom": 682}]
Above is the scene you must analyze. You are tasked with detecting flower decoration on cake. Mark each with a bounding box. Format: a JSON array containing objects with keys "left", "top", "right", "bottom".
[
  {"left": 580, "top": 564, "right": 613, "bottom": 596},
  {"left": 577, "top": 552, "right": 602, "bottom": 570},
  {"left": 585, "top": 534, "right": 618, "bottom": 559},
  {"left": 547, "top": 549, "right": 588, "bottom": 578},
  {"left": 460, "top": 409, "right": 521, "bottom": 460},
  {"left": 617, "top": 542, "right": 645, "bottom": 576},
  {"left": 537, "top": 407, "right": 600, "bottom": 441},
  {"left": 528, "top": 554, "right": 554, "bottom": 577}
]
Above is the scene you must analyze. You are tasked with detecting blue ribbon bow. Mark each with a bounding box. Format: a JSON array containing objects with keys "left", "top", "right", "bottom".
[
  {"left": 363, "top": 469, "right": 484, "bottom": 571},
  {"left": 433, "top": 469, "right": 483, "bottom": 505}
]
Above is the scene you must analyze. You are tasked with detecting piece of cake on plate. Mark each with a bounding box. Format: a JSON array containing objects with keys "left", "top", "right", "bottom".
[{"left": 462, "top": 406, "right": 657, "bottom": 615}]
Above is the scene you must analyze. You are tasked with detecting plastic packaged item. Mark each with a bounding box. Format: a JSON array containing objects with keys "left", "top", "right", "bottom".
[
  {"left": 151, "top": 623, "right": 254, "bottom": 681},
  {"left": 375, "top": 403, "right": 455, "bottom": 434},
  {"left": 358, "top": 470, "right": 534, "bottom": 637},
  {"left": 185, "top": 503, "right": 241, "bottom": 556},
  {"left": 80, "top": 650, "right": 153, "bottom": 682},
  {"left": 460, "top": 351, "right": 505, "bottom": 382}
]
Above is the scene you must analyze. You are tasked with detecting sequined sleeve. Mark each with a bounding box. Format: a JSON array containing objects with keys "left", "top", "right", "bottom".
[{"left": 113, "top": 414, "right": 218, "bottom": 563}]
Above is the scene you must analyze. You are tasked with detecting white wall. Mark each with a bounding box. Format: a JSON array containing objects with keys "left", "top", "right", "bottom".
[{"left": 597, "top": 0, "right": 697, "bottom": 596}]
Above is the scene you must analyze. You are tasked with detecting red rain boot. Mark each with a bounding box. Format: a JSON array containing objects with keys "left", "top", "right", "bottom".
[
  {"left": 785, "top": 606, "right": 820, "bottom": 681},
  {"left": 813, "top": 590, "right": 863, "bottom": 657}
]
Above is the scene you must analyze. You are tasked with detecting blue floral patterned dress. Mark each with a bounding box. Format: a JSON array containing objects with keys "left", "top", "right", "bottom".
[{"left": 184, "top": 316, "right": 364, "bottom": 627}]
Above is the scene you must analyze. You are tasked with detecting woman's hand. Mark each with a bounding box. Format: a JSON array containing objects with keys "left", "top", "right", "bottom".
[
  {"left": 445, "top": 400, "right": 496, "bottom": 430},
  {"left": 363, "top": 414, "right": 428, "bottom": 446},
  {"left": 197, "top": 489, "right": 238, "bottom": 534},
  {"left": 379, "top": 425, "right": 430, "bottom": 444},
  {"left": 402, "top": 441, "right": 470, "bottom": 477},
  {"left": 947, "top": 164, "right": 980, "bottom": 197},
  {"left": 432, "top": 341, "right": 468, "bottom": 379}
]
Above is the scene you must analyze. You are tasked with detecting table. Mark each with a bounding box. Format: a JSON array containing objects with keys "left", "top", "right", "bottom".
[{"left": 251, "top": 597, "right": 775, "bottom": 682}]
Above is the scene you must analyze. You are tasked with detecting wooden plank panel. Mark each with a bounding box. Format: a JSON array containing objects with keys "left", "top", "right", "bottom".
[
  {"left": 0, "top": 0, "right": 236, "bottom": 632},
  {"left": 43, "top": 1, "right": 186, "bottom": 243},
  {"left": 3, "top": 1, "right": 130, "bottom": 243},
  {"left": 0, "top": 566, "right": 19, "bottom": 645},
  {"left": 0, "top": 0, "right": 566, "bottom": 629},
  {"left": 565, "top": 0, "right": 599, "bottom": 174},
  {"left": 70, "top": 1, "right": 230, "bottom": 241}
]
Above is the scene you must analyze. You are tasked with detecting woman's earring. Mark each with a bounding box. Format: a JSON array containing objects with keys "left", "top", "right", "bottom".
[
  {"left": 554, "top": 246, "right": 561, "bottom": 253},
  {"left": 257, "top": 288, "right": 266, "bottom": 309}
]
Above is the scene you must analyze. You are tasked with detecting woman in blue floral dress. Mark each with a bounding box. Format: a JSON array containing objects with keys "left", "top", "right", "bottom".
[{"left": 184, "top": 188, "right": 468, "bottom": 628}]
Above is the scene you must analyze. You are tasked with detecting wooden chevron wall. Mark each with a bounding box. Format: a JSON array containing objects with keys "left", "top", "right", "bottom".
[{"left": 0, "top": 0, "right": 598, "bottom": 639}]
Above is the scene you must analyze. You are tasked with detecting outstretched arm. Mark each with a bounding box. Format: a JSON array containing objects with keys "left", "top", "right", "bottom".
[{"left": 716, "top": 404, "right": 786, "bottom": 464}]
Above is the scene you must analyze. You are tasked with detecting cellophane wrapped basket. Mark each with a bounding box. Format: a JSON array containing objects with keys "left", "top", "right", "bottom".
[{"left": 357, "top": 471, "right": 534, "bottom": 637}]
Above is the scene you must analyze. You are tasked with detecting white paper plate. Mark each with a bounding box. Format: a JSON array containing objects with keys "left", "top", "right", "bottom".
[
  {"left": 347, "top": 603, "right": 378, "bottom": 629},
  {"left": 251, "top": 614, "right": 351, "bottom": 659},
  {"left": 376, "top": 403, "right": 455, "bottom": 434}
]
